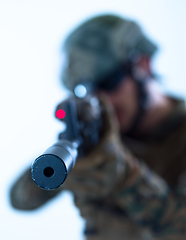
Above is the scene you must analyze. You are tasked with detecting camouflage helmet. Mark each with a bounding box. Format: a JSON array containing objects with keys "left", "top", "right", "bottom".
[{"left": 62, "top": 14, "right": 158, "bottom": 91}]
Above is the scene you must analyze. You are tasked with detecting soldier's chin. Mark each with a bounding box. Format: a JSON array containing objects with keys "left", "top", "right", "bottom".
[
  {"left": 120, "top": 124, "right": 131, "bottom": 134},
  {"left": 118, "top": 114, "right": 138, "bottom": 134},
  {"left": 118, "top": 116, "right": 131, "bottom": 133}
]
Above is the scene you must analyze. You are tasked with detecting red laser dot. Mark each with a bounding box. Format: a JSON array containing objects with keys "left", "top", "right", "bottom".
[{"left": 56, "top": 109, "right": 66, "bottom": 119}]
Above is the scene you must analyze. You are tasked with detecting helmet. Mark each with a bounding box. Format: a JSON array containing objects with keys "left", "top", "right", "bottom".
[{"left": 62, "top": 14, "right": 158, "bottom": 92}]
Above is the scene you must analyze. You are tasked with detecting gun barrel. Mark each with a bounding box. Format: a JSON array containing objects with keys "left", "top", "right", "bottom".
[{"left": 31, "top": 140, "right": 79, "bottom": 190}]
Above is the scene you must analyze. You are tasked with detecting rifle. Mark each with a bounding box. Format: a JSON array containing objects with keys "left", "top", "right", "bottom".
[{"left": 31, "top": 84, "right": 103, "bottom": 190}]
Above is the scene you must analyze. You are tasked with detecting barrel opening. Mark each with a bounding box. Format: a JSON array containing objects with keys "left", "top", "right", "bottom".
[{"left": 43, "top": 167, "right": 54, "bottom": 178}]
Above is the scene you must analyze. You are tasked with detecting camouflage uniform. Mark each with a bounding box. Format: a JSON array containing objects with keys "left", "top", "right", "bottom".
[
  {"left": 10, "top": 15, "right": 186, "bottom": 239},
  {"left": 61, "top": 96, "right": 186, "bottom": 240},
  {"left": 11, "top": 96, "right": 186, "bottom": 239}
]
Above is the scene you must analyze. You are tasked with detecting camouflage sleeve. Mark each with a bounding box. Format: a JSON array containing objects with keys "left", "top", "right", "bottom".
[
  {"left": 65, "top": 138, "right": 186, "bottom": 239},
  {"left": 113, "top": 145, "right": 186, "bottom": 239}
]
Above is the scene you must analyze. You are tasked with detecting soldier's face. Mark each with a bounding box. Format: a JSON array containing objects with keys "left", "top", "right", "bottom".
[{"left": 102, "top": 77, "right": 139, "bottom": 133}]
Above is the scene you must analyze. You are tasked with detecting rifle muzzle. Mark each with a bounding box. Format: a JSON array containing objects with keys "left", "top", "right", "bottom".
[{"left": 31, "top": 140, "right": 78, "bottom": 190}]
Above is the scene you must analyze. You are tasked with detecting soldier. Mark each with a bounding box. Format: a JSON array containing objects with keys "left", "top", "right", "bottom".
[{"left": 10, "top": 14, "right": 186, "bottom": 239}]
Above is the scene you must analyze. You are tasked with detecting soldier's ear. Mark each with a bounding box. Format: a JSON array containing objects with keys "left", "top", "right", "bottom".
[
  {"left": 133, "top": 55, "right": 151, "bottom": 79},
  {"left": 136, "top": 55, "right": 151, "bottom": 74}
]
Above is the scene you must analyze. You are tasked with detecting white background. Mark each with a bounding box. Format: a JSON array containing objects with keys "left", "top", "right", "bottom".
[{"left": 0, "top": 0, "right": 186, "bottom": 239}]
